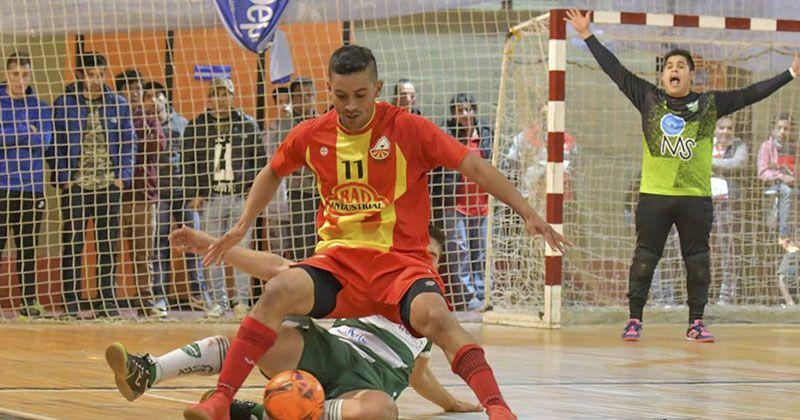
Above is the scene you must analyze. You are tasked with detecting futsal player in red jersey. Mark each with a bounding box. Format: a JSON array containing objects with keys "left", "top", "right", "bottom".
[{"left": 185, "top": 45, "right": 570, "bottom": 420}]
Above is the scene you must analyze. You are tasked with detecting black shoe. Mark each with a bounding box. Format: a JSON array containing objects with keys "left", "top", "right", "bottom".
[
  {"left": 61, "top": 302, "right": 81, "bottom": 319},
  {"left": 105, "top": 343, "right": 155, "bottom": 401},
  {"left": 96, "top": 301, "right": 120, "bottom": 318},
  {"left": 200, "top": 390, "right": 265, "bottom": 420}
]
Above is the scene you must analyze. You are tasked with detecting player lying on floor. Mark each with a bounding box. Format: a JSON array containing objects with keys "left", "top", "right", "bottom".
[{"left": 105, "top": 224, "right": 482, "bottom": 420}]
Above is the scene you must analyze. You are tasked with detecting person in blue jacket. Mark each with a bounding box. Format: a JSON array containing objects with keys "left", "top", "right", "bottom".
[
  {"left": 0, "top": 52, "right": 53, "bottom": 318},
  {"left": 50, "top": 52, "right": 136, "bottom": 318}
]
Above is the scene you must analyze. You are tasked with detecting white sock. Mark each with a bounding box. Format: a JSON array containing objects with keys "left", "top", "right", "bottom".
[
  {"left": 152, "top": 335, "right": 230, "bottom": 384},
  {"left": 323, "top": 399, "right": 344, "bottom": 420}
]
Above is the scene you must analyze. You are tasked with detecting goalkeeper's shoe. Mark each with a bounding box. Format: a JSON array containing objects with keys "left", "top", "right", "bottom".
[
  {"left": 621, "top": 319, "right": 642, "bottom": 341},
  {"left": 686, "top": 320, "right": 715, "bottom": 343},
  {"left": 105, "top": 343, "right": 156, "bottom": 401},
  {"left": 201, "top": 390, "right": 265, "bottom": 420},
  {"left": 486, "top": 404, "right": 517, "bottom": 420}
]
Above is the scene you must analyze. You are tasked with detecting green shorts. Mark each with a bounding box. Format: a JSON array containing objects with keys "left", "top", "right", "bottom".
[{"left": 288, "top": 317, "right": 408, "bottom": 400}]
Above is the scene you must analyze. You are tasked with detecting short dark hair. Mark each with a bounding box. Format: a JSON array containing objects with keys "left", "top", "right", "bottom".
[
  {"left": 428, "top": 224, "right": 446, "bottom": 249},
  {"left": 775, "top": 113, "right": 793, "bottom": 125},
  {"left": 115, "top": 68, "right": 142, "bottom": 92},
  {"left": 328, "top": 45, "right": 378, "bottom": 79},
  {"left": 271, "top": 85, "right": 289, "bottom": 103},
  {"left": 449, "top": 92, "right": 477, "bottom": 115},
  {"left": 290, "top": 77, "right": 314, "bottom": 93},
  {"left": 77, "top": 52, "right": 107, "bottom": 70},
  {"left": 393, "top": 78, "right": 413, "bottom": 97},
  {"left": 142, "top": 80, "right": 166, "bottom": 96},
  {"left": 6, "top": 52, "right": 32, "bottom": 69},
  {"left": 663, "top": 48, "right": 695, "bottom": 71}
]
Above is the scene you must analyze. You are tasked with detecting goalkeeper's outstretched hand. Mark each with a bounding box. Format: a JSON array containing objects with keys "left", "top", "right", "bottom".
[
  {"left": 565, "top": 9, "right": 593, "bottom": 40},
  {"left": 525, "top": 213, "right": 573, "bottom": 254},
  {"left": 792, "top": 52, "right": 800, "bottom": 78}
]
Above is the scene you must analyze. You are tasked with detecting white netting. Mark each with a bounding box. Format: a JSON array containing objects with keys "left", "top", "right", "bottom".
[
  {"left": 0, "top": 0, "right": 552, "bottom": 321},
  {"left": 489, "top": 9, "right": 800, "bottom": 325}
]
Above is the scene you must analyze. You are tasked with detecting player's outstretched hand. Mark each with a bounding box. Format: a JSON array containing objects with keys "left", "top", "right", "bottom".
[
  {"left": 792, "top": 52, "right": 800, "bottom": 78},
  {"left": 170, "top": 226, "right": 214, "bottom": 256},
  {"left": 445, "top": 400, "right": 484, "bottom": 413},
  {"left": 564, "top": 9, "right": 593, "bottom": 39},
  {"left": 203, "top": 219, "right": 249, "bottom": 266},
  {"left": 525, "top": 214, "right": 573, "bottom": 254}
]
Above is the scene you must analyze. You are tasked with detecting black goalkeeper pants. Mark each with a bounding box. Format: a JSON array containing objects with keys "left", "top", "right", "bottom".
[{"left": 628, "top": 194, "right": 713, "bottom": 322}]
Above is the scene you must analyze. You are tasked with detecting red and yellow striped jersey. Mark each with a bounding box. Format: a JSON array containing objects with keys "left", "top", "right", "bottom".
[{"left": 271, "top": 102, "right": 469, "bottom": 260}]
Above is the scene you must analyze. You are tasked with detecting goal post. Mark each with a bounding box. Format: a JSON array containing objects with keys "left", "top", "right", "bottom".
[{"left": 485, "top": 8, "right": 800, "bottom": 328}]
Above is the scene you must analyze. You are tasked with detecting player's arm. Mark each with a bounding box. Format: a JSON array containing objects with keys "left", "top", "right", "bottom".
[
  {"left": 171, "top": 225, "right": 290, "bottom": 280},
  {"left": 565, "top": 9, "right": 653, "bottom": 111},
  {"left": 457, "top": 152, "right": 571, "bottom": 253},
  {"left": 204, "top": 163, "right": 285, "bottom": 266},
  {"left": 714, "top": 53, "right": 798, "bottom": 117},
  {"left": 409, "top": 355, "right": 482, "bottom": 413}
]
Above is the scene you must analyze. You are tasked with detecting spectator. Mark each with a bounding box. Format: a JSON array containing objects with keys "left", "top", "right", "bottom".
[
  {"left": 183, "top": 77, "right": 266, "bottom": 318},
  {"left": 711, "top": 116, "right": 748, "bottom": 304},
  {"left": 263, "top": 85, "right": 292, "bottom": 257},
  {"left": 271, "top": 85, "right": 291, "bottom": 119},
  {"left": 51, "top": 52, "right": 135, "bottom": 318},
  {"left": 757, "top": 114, "right": 795, "bottom": 246},
  {"left": 143, "top": 81, "right": 210, "bottom": 312},
  {"left": 392, "top": 78, "right": 422, "bottom": 115},
  {"left": 274, "top": 77, "right": 319, "bottom": 260},
  {"left": 115, "top": 69, "right": 165, "bottom": 317},
  {"left": 0, "top": 52, "right": 52, "bottom": 317},
  {"left": 444, "top": 93, "right": 493, "bottom": 310}
]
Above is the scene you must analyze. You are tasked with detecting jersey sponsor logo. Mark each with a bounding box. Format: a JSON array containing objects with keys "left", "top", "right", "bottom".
[
  {"left": 659, "top": 113, "right": 696, "bottom": 161},
  {"left": 320, "top": 146, "right": 329, "bottom": 156},
  {"left": 370, "top": 136, "right": 391, "bottom": 160},
  {"left": 326, "top": 182, "right": 389, "bottom": 216}
]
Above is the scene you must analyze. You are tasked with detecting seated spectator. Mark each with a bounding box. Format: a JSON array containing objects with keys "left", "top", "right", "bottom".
[
  {"left": 51, "top": 52, "right": 135, "bottom": 318},
  {"left": 711, "top": 116, "right": 748, "bottom": 304},
  {"left": 0, "top": 52, "right": 52, "bottom": 317},
  {"left": 143, "top": 81, "right": 211, "bottom": 312},
  {"left": 757, "top": 114, "right": 795, "bottom": 247}
]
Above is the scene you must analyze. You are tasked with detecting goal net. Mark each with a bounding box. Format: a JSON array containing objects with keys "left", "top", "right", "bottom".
[
  {"left": 0, "top": 0, "right": 549, "bottom": 321},
  {"left": 487, "top": 9, "right": 800, "bottom": 327}
]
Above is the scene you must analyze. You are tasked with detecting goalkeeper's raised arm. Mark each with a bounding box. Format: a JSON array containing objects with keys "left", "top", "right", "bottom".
[{"left": 565, "top": 9, "right": 654, "bottom": 111}]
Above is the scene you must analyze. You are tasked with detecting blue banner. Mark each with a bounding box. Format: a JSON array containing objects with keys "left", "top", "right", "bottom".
[
  {"left": 193, "top": 65, "right": 232, "bottom": 80},
  {"left": 214, "top": 0, "right": 291, "bottom": 54}
]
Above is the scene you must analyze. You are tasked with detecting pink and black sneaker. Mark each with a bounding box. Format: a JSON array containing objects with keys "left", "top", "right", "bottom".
[
  {"left": 686, "top": 319, "right": 715, "bottom": 343},
  {"left": 621, "top": 319, "right": 642, "bottom": 341}
]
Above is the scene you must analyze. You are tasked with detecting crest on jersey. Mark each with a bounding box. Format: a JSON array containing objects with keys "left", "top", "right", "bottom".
[{"left": 370, "top": 136, "right": 391, "bottom": 160}]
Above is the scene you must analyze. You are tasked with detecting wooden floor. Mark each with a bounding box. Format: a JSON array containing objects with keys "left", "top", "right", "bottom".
[{"left": 1, "top": 322, "right": 799, "bottom": 419}]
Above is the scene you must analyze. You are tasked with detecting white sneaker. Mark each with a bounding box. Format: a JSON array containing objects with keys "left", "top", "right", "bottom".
[
  {"left": 233, "top": 303, "right": 250, "bottom": 319},
  {"left": 206, "top": 303, "right": 225, "bottom": 319}
]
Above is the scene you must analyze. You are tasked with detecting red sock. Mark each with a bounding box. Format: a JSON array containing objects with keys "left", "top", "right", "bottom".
[
  {"left": 215, "top": 316, "right": 276, "bottom": 401},
  {"left": 451, "top": 344, "right": 509, "bottom": 410}
]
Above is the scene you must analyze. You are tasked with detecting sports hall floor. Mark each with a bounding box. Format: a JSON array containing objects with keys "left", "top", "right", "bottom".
[{"left": 1, "top": 322, "right": 798, "bottom": 419}]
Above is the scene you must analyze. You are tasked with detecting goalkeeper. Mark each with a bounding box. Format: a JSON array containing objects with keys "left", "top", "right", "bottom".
[{"left": 566, "top": 9, "right": 800, "bottom": 342}]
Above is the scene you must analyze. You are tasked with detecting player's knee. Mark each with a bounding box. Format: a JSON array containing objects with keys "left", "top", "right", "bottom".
[
  {"left": 350, "top": 392, "right": 397, "bottom": 420},
  {"left": 410, "top": 298, "right": 455, "bottom": 338},
  {"left": 253, "top": 270, "right": 313, "bottom": 317},
  {"left": 684, "top": 252, "right": 710, "bottom": 284},
  {"left": 629, "top": 248, "right": 660, "bottom": 282}
]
